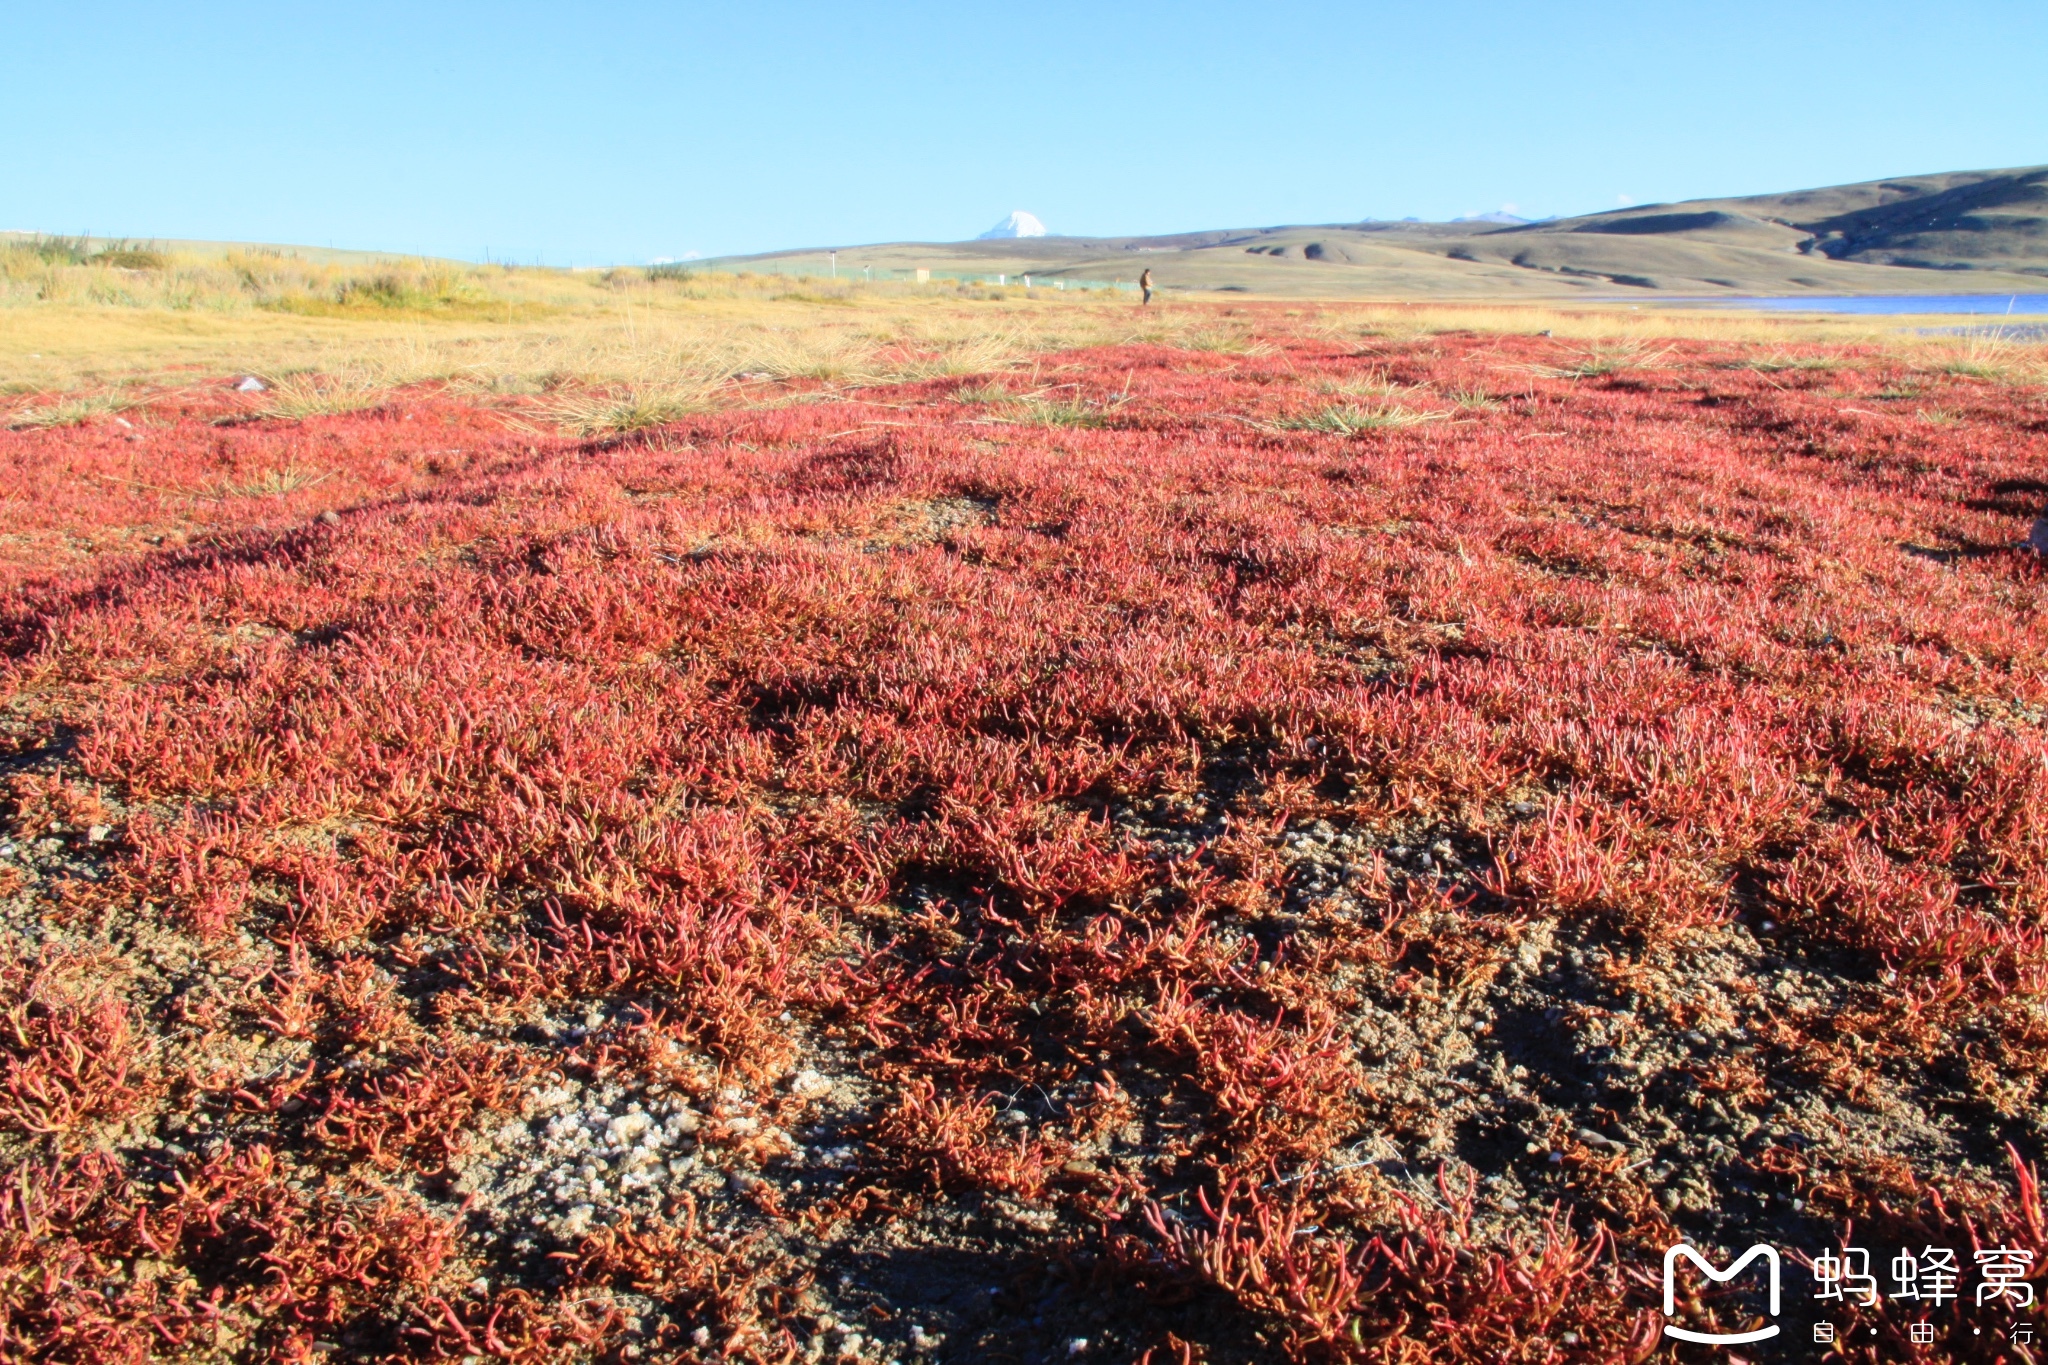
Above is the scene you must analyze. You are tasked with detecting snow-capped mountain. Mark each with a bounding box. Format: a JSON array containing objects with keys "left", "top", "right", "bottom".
[{"left": 978, "top": 211, "right": 1048, "bottom": 240}]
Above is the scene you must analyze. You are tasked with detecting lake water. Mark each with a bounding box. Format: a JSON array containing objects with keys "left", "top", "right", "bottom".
[{"left": 1691, "top": 294, "right": 2048, "bottom": 316}]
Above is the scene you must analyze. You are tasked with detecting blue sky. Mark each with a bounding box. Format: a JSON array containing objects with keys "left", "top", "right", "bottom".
[{"left": 4, "top": 1, "right": 2044, "bottom": 263}]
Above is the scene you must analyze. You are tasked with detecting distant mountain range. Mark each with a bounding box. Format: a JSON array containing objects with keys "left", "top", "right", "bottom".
[{"left": 704, "top": 164, "right": 2048, "bottom": 298}]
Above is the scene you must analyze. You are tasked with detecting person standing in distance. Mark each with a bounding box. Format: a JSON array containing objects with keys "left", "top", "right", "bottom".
[{"left": 1139, "top": 269, "right": 1153, "bottom": 306}]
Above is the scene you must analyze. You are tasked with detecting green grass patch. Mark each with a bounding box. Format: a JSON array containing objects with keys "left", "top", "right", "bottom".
[
  {"left": 1727, "top": 351, "right": 1840, "bottom": 373},
  {"left": 5, "top": 391, "right": 139, "bottom": 429},
  {"left": 265, "top": 269, "right": 555, "bottom": 322},
  {"left": 1279, "top": 403, "right": 1448, "bottom": 435},
  {"left": 1447, "top": 386, "right": 1503, "bottom": 412},
  {"left": 89, "top": 249, "right": 167, "bottom": 270},
  {"left": 771, "top": 292, "right": 857, "bottom": 306},
  {"left": 1009, "top": 397, "right": 1111, "bottom": 428}
]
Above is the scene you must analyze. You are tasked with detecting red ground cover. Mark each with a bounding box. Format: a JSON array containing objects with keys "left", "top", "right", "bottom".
[{"left": 3, "top": 326, "right": 2047, "bottom": 1362}]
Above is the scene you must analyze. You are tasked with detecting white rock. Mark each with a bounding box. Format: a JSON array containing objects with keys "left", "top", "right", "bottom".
[
  {"left": 607, "top": 1112, "right": 652, "bottom": 1146},
  {"left": 525, "top": 1086, "right": 574, "bottom": 1115},
  {"left": 237, "top": 375, "right": 267, "bottom": 392}
]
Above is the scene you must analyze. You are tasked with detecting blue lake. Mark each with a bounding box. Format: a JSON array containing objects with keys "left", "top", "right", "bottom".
[{"left": 1686, "top": 294, "right": 2048, "bottom": 316}]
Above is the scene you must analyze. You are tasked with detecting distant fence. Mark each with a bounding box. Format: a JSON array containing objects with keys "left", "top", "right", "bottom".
[{"left": 681, "top": 260, "right": 1139, "bottom": 293}]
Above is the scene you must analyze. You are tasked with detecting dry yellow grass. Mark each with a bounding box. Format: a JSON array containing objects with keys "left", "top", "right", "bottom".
[
  {"left": 2, "top": 242, "right": 2037, "bottom": 423},
  {"left": 2, "top": 261, "right": 1147, "bottom": 401}
]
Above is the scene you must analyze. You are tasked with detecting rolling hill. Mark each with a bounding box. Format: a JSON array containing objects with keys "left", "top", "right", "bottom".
[{"left": 705, "top": 163, "right": 2048, "bottom": 298}]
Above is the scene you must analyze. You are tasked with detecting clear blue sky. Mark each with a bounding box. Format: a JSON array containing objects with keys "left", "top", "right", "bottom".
[{"left": 4, "top": 1, "right": 2044, "bottom": 264}]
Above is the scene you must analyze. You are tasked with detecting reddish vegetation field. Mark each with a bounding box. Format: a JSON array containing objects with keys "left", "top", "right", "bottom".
[{"left": 4, "top": 319, "right": 2048, "bottom": 1363}]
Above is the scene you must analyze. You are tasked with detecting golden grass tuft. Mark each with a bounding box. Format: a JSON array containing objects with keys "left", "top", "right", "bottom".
[
  {"left": 216, "top": 464, "right": 334, "bottom": 498},
  {"left": 1724, "top": 349, "right": 1842, "bottom": 373},
  {"left": 257, "top": 371, "right": 392, "bottom": 420},
  {"left": 530, "top": 381, "right": 726, "bottom": 436},
  {"left": 1922, "top": 326, "right": 2045, "bottom": 383},
  {"left": 1279, "top": 402, "right": 1450, "bottom": 435},
  {"left": 1518, "top": 339, "right": 1676, "bottom": 380},
  {"left": 1314, "top": 371, "right": 1412, "bottom": 400}
]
